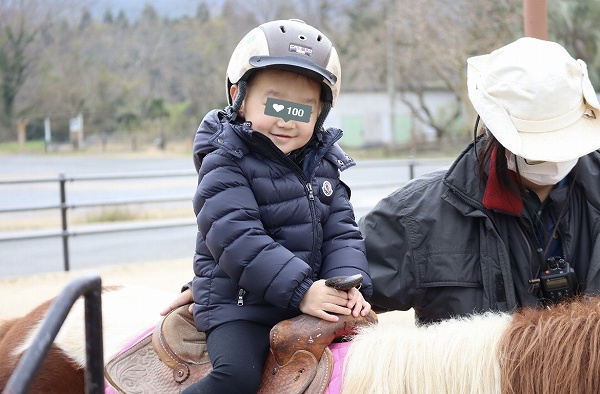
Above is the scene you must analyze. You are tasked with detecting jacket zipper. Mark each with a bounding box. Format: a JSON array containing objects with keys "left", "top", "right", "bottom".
[
  {"left": 306, "top": 183, "right": 314, "bottom": 200},
  {"left": 249, "top": 130, "right": 340, "bottom": 277},
  {"left": 449, "top": 187, "right": 512, "bottom": 306},
  {"left": 237, "top": 288, "right": 246, "bottom": 306}
]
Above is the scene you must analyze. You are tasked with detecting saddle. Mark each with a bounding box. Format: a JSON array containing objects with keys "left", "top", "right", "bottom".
[{"left": 105, "top": 275, "right": 377, "bottom": 393}]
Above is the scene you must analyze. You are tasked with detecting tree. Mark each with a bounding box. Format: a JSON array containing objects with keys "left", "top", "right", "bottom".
[
  {"left": 147, "top": 98, "right": 169, "bottom": 149},
  {"left": 103, "top": 9, "right": 114, "bottom": 25},
  {"left": 0, "top": 0, "right": 87, "bottom": 141},
  {"left": 0, "top": 19, "right": 36, "bottom": 140},
  {"left": 196, "top": 3, "right": 210, "bottom": 23},
  {"left": 392, "top": 0, "right": 523, "bottom": 141},
  {"left": 115, "top": 10, "right": 129, "bottom": 29},
  {"left": 548, "top": 0, "right": 600, "bottom": 86},
  {"left": 336, "top": 0, "right": 387, "bottom": 90},
  {"left": 2, "top": 0, "right": 564, "bottom": 150}
]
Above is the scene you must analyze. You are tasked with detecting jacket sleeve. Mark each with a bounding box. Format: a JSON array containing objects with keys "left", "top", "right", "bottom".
[
  {"left": 358, "top": 188, "right": 416, "bottom": 312},
  {"left": 196, "top": 153, "right": 312, "bottom": 309},
  {"left": 320, "top": 179, "right": 373, "bottom": 300}
]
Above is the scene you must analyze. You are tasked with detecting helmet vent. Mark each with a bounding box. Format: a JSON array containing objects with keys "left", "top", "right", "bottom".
[
  {"left": 298, "top": 35, "right": 306, "bottom": 41},
  {"left": 280, "top": 26, "right": 286, "bottom": 33},
  {"left": 317, "top": 35, "right": 322, "bottom": 42}
]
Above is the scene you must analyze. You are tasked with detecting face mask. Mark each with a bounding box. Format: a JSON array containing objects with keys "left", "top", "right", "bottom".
[{"left": 506, "top": 154, "right": 578, "bottom": 186}]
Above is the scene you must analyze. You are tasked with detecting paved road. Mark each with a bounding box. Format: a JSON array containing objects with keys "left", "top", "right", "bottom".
[{"left": 0, "top": 155, "right": 452, "bottom": 278}]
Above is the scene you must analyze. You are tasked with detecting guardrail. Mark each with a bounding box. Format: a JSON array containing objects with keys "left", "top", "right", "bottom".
[
  {"left": 2, "top": 274, "right": 104, "bottom": 394},
  {"left": 0, "top": 158, "right": 450, "bottom": 272},
  {"left": 0, "top": 169, "right": 196, "bottom": 271}
]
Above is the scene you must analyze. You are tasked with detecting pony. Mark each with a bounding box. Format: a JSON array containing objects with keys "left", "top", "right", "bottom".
[
  {"left": 2, "top": 285, "right": 600, "bottom": 394},
  {"left": 0, "top": 286, "right": 177, "bottom": 394},
  {"left": 342, "top": 298, "right": 600, "bottom": 394}
]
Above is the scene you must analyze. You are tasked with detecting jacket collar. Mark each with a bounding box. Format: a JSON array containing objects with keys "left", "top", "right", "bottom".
[
  {"left": 443, "top": 141, "right": 523, "bottom": 215},
  {"left": 482, "top": 146, "right": 523, "bottom": 214},
  {"left": 203, "top": 112, "right": 355, "bottom": 172},
  {"left": 445, "top": 142, "right": 600, "bottom": 216}
]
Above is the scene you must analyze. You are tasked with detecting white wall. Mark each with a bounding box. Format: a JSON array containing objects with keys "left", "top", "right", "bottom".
[{"left": 324, "top": 90, "right": 458, "bottom": 146}]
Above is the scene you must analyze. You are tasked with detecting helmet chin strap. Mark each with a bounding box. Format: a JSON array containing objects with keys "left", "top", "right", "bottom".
[
  {"left": 225, "top": 80, "right": 248, "bottom": 121},
  {"left": 226, "top": 79, "right": 331, "bottom": 137},
  {"left": 314, "top": 101, "right": 331, "bottom": 135}
]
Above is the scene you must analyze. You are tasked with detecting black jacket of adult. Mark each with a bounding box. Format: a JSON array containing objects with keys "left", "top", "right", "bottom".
[
  {"left": 191, "top": 109, "right": 372, "bottom": 333},
  {"left": 360, "top": 140, "right": 600, "bottom": 324}
]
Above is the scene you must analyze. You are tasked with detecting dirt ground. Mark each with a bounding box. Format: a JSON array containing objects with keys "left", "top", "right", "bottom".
[
  {"left": 0, "top": 258, "right": 192, "bottom": 320},
  {"left": 0, "top": 258, "right": 415, "bottom": 325}
]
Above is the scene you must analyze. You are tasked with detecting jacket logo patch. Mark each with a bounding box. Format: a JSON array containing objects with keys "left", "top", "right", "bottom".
[{"left": 322, "top": 181, "right": 333, "bottom": 197}]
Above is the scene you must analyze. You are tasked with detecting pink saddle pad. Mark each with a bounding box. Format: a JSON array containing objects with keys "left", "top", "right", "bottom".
[
  {"left": 325, "top": 342, "right": 352, "bottom": 394},
  {"left": 105, "top": 329, "right": 352, "bottom": 394}
]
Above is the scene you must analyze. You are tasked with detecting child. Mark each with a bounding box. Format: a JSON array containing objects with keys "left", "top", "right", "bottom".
[{"left": 183, "top": 19, "right": 372, "bottom": 393}]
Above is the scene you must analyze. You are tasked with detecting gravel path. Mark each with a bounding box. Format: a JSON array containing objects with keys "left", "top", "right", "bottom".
[{"left": 0, "top": 258, "right": 191, "bottom": 320}]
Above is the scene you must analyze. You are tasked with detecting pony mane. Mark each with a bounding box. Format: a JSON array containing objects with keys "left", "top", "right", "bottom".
[
  {"left": 499, "top": 296, "right": 600, "bottom": 394},
  {"left": 341, "top": 311, "right": 512, "bottom": 394}
]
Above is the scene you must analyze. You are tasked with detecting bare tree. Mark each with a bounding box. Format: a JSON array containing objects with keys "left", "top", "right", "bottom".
[
  {"left": 0, "top": 0, "right": 90, "bottom": 140},
  {"left": 393, "top": 0, "right": 523, "bottom": 141},
  {"left": 548, "top": 0, "right": 600, "bottom": 86},
  {"left": 0, "top": 16, "right": 35, "bottom": 139},
  {"left": 9, "top": 0, "right": 594, "bottom": 152}
]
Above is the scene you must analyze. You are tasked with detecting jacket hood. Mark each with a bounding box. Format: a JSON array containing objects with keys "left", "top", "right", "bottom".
[
  {"left": 193, "top": 109, "right": 224, "bottom": 173},
  {"left": 193, "top": 109, "right": 355, "bottom": 174}
]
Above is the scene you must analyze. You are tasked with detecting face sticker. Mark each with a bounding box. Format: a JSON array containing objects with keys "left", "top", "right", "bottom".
[{"left": 264, "top": 97, "right": 312, "bottom": 123}]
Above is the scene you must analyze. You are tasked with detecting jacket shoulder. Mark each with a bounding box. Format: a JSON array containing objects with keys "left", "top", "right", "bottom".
[
  {"left": 193, "top": 109, "right": 225, "bottom": 172},
  {"left": 394, "top": 168, "right": 447, "bottom": 203},
  {"left": 322, "top": 128, "right": 355, "bottom": 172}
]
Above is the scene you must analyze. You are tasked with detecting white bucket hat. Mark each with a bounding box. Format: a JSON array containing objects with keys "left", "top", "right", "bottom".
[{"left": 467, "top": 37, "right": 600, "bottom": 162}]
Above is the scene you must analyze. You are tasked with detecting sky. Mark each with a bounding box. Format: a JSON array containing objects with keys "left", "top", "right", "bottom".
[{"left": 87, "top": 0, "right": 220, "bottom": 21}]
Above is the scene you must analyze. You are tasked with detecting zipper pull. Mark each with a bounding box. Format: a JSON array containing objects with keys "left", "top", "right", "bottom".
[
  {"left": 306, "top": 183, "right": 314, "bottom": 201},
  {"left": 237, "top": 288, "right": 246, "bottom": 306}
]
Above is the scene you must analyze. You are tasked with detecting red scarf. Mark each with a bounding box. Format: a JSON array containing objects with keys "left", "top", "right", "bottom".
[{"left": 482, "top": 147, "right": 522, "bottom": 215}]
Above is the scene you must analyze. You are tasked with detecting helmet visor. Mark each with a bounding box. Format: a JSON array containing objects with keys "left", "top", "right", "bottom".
[{"left": 249, "top": 55, "right": 337, "bottom": 86}]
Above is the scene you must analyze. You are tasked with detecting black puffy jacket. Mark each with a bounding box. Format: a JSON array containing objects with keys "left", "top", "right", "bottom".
[
  {"left": 361, "top": 141, "right": 600, "bottom": 324},
  {"left": 191, "top": 110, "right": 372, "bottom": 332}
]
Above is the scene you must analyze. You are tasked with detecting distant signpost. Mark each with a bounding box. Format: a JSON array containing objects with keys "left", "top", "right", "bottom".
[{"left": 69, "top": 113, "right": 84, "bottom": 150}]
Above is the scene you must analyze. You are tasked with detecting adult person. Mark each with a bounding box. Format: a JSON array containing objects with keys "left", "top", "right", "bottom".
[
  {"left": 360, "top": 37, "right": 600, "bottom": 324},
  {"left": 178, "top": 19, "right": 372, "bottom": 394}
]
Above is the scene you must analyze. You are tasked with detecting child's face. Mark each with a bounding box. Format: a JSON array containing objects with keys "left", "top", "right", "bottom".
[{"left": 232, "top": 69, "right": 322, "bottom": 155}]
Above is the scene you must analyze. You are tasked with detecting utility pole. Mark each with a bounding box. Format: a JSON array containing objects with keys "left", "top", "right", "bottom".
[
  {"left": 523, "top": 0, "right": 548, "bottom": 39},
  {"left": 385, "top": 0, "right": 395, "bottom": 153}
]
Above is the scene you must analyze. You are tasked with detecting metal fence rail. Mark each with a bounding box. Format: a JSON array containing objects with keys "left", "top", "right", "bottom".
[
  {"left": 2, "top": 274, "right": 104, "bottom": 394},
  {"left": 0, "top": 169, "right": 196, "bottom": 271},
  {"left": 0, "top": 159, "right": 451, "bottom": 272}
]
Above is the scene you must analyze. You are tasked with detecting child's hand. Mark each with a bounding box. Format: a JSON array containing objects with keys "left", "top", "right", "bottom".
[
  {"left": 299, "top": 279, "right": 351, "bottom": 322},
  {"left": 346, "top": 287, "right": 371, "bottom": 317},
  {"left": 160, "top": 288, "right": 193, "bottom": 316}
]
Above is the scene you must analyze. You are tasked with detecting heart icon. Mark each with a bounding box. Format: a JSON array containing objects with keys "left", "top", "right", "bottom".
[{"left": 273, "top": 103, "right": 284, "bottom": 112}]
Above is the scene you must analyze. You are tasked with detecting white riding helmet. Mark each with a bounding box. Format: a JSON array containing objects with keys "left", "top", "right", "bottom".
[{"left": 226, "top": 19, "right": 342, "bottom": 109}]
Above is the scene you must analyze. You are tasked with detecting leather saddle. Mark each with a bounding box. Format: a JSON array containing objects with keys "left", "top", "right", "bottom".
[
  {"left": 105, "top": 275, "right": 376, "bottom": 393},
  {"left": 105, "top": 306, "right": 377, "bottom": 393}
]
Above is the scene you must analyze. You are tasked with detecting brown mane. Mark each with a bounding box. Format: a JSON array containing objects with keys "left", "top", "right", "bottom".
[
  {"left": 4, "top": 287, "right": 600, "bottom": 393},
  {"left": 499, "top": 296, "right": 600, "bottom": 394}
]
